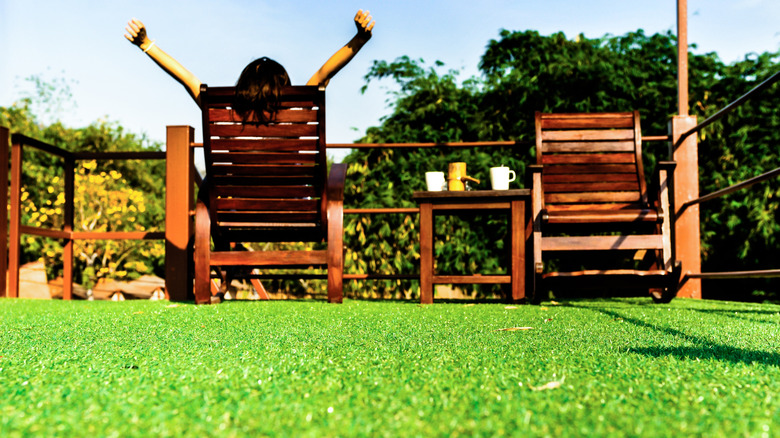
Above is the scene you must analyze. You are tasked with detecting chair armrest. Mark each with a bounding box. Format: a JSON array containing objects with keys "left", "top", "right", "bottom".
[
  {"left": 529, "top": 165, "right": 545, "bottom": 274},
  {"left": 655, "top": 161, "right": 677, "bottom": 174},
  {"left": 528, "top": 165, "right": 545, "bottom": 211},
  {"left": 652, "top": 161, "right": 676, "bottom": 272},
  {"left": 526, "top": 165, "right": 544, "bottom": 186},
  {"left": 651, "top": 161, "right": 676, "bottom": 201},
  {"left": 327, "top": 163, "right": 347, "bottom": 203},
  {"left": 322, "top": 163, "right": 347, "bottom": 246},
  {"left": 529, "top": 165, "right": 545, "bottom": 213}
]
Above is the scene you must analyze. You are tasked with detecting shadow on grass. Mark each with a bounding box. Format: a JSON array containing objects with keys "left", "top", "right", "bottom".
[{"left": 572, "top": 305, "right": 780, "bottom": 368}]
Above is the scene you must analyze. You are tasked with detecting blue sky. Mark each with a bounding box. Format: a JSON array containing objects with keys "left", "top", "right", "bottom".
[{"left": 2, "top": 0, "right": 779, "bottom": 161}]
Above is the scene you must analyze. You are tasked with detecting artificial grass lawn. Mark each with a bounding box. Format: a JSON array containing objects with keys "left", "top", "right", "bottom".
[{"left": 1, "top": 298, "right": 778, "bottom": 437}]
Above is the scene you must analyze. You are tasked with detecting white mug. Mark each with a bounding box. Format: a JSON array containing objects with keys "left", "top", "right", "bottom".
[
  {"left": 490, "top": 166, "right": 516, "bottom": 190},
  {"left": 425, "top": 171, "right": 447, "bottom": 191}
]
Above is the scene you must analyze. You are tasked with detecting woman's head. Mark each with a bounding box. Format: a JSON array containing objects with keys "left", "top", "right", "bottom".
[{"left": 234, "top": 57, "right": 290, "bottom": 124}]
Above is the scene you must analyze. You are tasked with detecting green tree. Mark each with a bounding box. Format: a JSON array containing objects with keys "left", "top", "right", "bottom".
[
  {"left": 2, "top": 77, "right": 166, "bottom": 288},
  {"left": 344, "top": 30, "right": 779, "bottom": 301}
]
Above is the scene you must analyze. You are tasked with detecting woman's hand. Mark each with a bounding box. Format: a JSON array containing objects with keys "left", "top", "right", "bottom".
[
  {"left": 354, "top": 10, "right": 375, "bottom": 42},
  {"left": 124, "top": 18, "right": 152, "bottom": 50}
]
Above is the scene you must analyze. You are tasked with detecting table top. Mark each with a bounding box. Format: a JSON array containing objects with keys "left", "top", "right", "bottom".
[{"left": 412, "top": 189, "right": 530, "bottom": 202}]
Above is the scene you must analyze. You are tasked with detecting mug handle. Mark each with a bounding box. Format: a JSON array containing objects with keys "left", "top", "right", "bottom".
[{"left": 508, "top": 170, "right": 516, "bottom": 183}]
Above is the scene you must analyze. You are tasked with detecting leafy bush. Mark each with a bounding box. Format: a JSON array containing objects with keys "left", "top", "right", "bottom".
[{"left": 343, "top": 30, "right": 780, "bottom": 301}]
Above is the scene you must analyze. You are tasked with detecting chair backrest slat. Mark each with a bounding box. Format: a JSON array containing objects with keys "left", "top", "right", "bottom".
[
  {"left": 201, "top": 85, "right": 327, "bottom": 241},
  {"left": 535, "top": 111, "right": 648, "bottom": 212}
]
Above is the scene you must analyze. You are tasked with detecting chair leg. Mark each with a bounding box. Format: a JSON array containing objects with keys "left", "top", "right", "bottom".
[
  {"left": 327, "top": 242, "right": 344, "bottom": 304},
  {"left": 651, "top": 261, "right": 682, "bottom": 304},
  {"left": 194, "top": 200, "right": 213, "bottom": 304},
  {"left": 326, "top": 181, "right": 345, "bottom": 303},
  {"left": 531, "top": 270, "right": 544, "bottom": 305}
]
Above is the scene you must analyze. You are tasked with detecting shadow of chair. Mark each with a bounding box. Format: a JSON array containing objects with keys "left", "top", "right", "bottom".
[
  {"left": 194, "top": 85, "right": 344, "bottom": 304},
  {"left": 530, "top": 111, "right": 680, "bottom": 303}
]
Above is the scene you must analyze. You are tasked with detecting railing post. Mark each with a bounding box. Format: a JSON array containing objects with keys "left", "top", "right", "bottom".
[
  {"left": 62, "top": 156, "right": 75, "bottom": 300},
  {"left": 8, "top": 137, "right": 22, "bottom": 298},
  {"left": 0, "top": 127, "right": 8, "bottom": 297},
  {"left": 165, "top": 126, "right": 195, "bottom": 301},
  {"left": 670, "top": 116, "right": 701, "bottom": 298}
]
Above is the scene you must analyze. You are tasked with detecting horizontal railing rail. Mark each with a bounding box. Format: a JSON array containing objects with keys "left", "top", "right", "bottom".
[
  {"left": 688, "top": 269, "right": 780, "bottom": 280},
  {"left": 680, "top": 166, "right": 780, "bottom": 212},
  {"left": 11, "top": 133, "right": 167, "bottom": 160},
  {"left": 328, "top": 140, "right": 529, "bottom": 149},
  {"left": 674, "top": 70, "right": 780, "bottom": 149}
]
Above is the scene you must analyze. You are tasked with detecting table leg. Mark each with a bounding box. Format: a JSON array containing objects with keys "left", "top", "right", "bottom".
[
  {"left": 510, "top": 200, "right": 526, "bottom": 301},
  {"left": 419, "top": 203, "right": 434, "bottom": 304}
]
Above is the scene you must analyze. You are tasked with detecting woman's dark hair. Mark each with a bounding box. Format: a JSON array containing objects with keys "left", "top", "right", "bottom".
[{"left": 234, "top": 57, "right": 291, "bottom": 124}]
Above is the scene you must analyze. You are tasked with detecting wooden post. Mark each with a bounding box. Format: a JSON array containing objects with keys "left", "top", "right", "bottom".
[
  {"left": 673, "top": 0, "right": 700, "bottom": 298},
  {"left": 0, "top": 127, "right": 8, "bottom": 297},
  {"left": 62, "top": 156, "right": 75, "bottom": 300},
  {"left": 419, "top": 203, "right": 433, "bottom": 304},
  {"left": 8, "top": 139, "right": 22, "bottom": 298},
  {"left": 165, "top": 126, "right": 194, "bottom": 301},
  {"left": 510, "top": 199, "right": 525, "bottom": 301},
  {"left": 670, "top": 116, "right": 701, "bottom": 298},
  {"left": 677, "top": 0, "right": 689, "bottom": 116}
]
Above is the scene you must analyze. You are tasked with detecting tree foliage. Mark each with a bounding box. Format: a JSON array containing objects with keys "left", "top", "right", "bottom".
[
  {"left": 2, "top": 77, "right": 166, "bottom": 288},
  {"left": 343, "top": 30, "right": 780, "bottom": 300}
]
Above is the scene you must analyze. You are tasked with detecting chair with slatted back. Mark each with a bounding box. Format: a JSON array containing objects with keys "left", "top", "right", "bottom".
[
  {"left": 194, "top": 84, "right": 345, "bottom": 304},
  {"left": 530, "top": 111, "right": 680, "bottom": 303}
]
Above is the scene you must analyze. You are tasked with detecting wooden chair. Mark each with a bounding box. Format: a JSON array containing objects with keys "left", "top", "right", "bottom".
[
  {"left": 530, "top": 111, "right": 680, "bottom": 303},
  {"left": 194, "top": 85, "right": 345, "bottom": 304}
]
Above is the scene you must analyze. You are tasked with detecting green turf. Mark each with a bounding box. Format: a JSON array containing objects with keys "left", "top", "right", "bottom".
[{"left": 1, "top": 298, "right": 778, "bottom": 437}]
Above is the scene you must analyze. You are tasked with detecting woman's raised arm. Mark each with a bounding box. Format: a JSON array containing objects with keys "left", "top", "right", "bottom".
[
  {"left": 125, "top": 18, "right": 203, "bottom": 106},
  {"left": 307, "top": 10, "right": 375, "bottom": 87}
]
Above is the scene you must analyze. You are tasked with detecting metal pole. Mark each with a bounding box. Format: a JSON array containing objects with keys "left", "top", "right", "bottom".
[{"left": 677, "top": 0, "right": 689, "bottom": 116}]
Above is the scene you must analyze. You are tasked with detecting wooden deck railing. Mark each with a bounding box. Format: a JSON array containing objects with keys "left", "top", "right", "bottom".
[
  {"left": 674, "top": 70, "right": 780, "bottom": 281},
  {"left": 1, "top": 131, "right": 167, "bottom": 299}
]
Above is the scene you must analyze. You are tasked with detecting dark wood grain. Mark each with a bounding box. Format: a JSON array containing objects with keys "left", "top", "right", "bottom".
[
  {"left": 532, "top": 111, "right": 677, "bottom": 302},
  {"left": 195, "top": 85, "right": 344, "bottom": 304},
  {"left": 414, "top": 191, "right": 530, "bottom": 303}
]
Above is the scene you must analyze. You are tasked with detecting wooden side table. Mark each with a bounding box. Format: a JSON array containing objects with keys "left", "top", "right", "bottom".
[{"left": 412, "top": 190, "right": 531, "bottom": 304}]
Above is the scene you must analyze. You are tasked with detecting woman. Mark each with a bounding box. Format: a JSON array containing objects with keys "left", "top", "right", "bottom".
[{"left": 124, "top": 10, "right": 375, "bottom": 118}]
